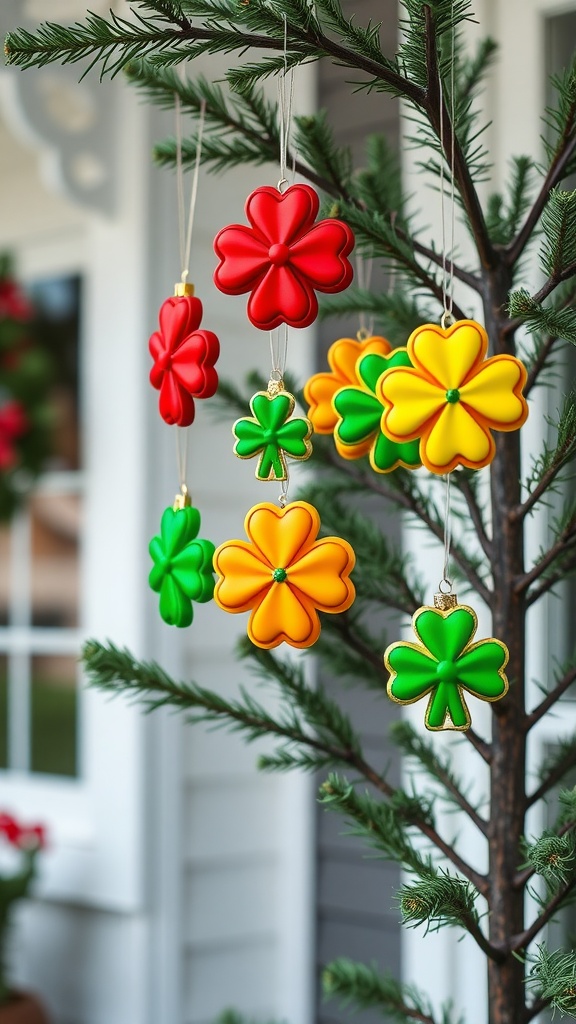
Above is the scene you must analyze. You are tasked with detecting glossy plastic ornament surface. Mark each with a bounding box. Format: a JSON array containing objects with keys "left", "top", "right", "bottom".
[
  {"left": 378, "top": 319, "right": 528, "bottom": 474},
  {"left": 149, "top": 504, "right": 216, "bottom": 627},
  {"left": 304, "top": 335, "right": 391, "bottom": 437},
  {"left": 233, "top": 389, "right": 313, "bottom": 480},
  {"left": 385, "top": 600, "right": 509, "bottom": 731},
  {"left": 333, "top": 350, "right": 421, "bottom": 472},
  {"left": 149, "top": 294, "right": 220, "bottom": 427},
  {"left": 213, "top": 500, "right": 355, "bottom": 649},
  {"left": 213, "top": 184, "right": 355, "bottom": 330}
]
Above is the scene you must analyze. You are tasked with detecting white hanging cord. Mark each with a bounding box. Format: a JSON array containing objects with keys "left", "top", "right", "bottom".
[
  {"left": 438, "top": 10, "right": 457, "bottom": 328},
  {"left": 355, "top": 255, "right": 374, "bottom": 338},
  {"left": 441, "top": 472, "right": 453, "bottom": 589},
  {"left": 176, "top": 427, "right": 189, "bottom": 493},
  {"left": 277, "top": 14, "right": 295, "bottom": 191},
  {"left": 269, "top": 325, "right": 289, "bottom": 381},
  {"left": 175, "top": 92, "right": 206, "bottom": 283}
]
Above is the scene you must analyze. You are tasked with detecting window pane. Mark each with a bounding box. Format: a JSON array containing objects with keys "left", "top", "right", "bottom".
[
  {"left": 30, "top": 654, "right": 77, "bottom": 777},
  {"left": 31, "top": 493, "right": 81, "bottom": 628},
  {"left": 0, "top": 654, "right": 7, "bottom": 768}
]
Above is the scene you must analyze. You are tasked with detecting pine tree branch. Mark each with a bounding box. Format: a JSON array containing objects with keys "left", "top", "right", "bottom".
[
  {"left": 514, "top": 819, "right": 576, "bottom": 890},
  {"left": 523, "top": 996, "right": 551, "bottom": 1023},
  {"left": 465, "top": 728, "right": 493, "bottom": 763},
  {"left": 525, "top": 666, "right": 576, "bottom": 730},
  {"left": 507, "top": 141, "right": 576, "bottom": 269},
  {"left": 323, "top": 958, "right": 441, "bottom": 1024},
  {"left": 522, "top": 534, "right": 576, "bottom": 607},
  {"left": 523, "top": 334, "right": 561, "bottom": 397},
  {"left": 398, "top": 872, "right": 503, "bottom": 961},
  {"left": 526, "top": 738, "right": 576, "bottom": 808},
  {"left": 510, "top": 876, "right": 576, "bottom": 952},
  {"left": 391, "top": 722, "right": 489, "bottom": 834}
]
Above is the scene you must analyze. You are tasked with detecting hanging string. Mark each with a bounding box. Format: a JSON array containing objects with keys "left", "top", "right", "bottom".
[
  {"left": 438, "top": 12, "right": 457, "bottom": 328},
  {"left": 176, "top": 427, "right": 189, "bottom": 494},
  {"left": 441, "top": 473, "right": 453, "bottom": 589},
  {"left": 277, "top": 14, "right": 295, "bottom": 191},
  {"left": 175, "top": 93, "right": 206, "bottom": 283},
  {"left": 269, "top": 325, "right": 289, "bottom": 382},
  {"left": 355, "top": 255, "right": 374, "bottom": 339}
]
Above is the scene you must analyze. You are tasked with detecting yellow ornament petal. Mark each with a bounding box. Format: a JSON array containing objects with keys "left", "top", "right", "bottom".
[
  {"left": 409, "top": 320, "right": 486, "bottom": 389},
  {"left": 245, "top": 501, "right": 318, "bottom": 568},
  {"left": 459, "top": 355, "right": 528, "bottom": 428},
  {"left": 379, "top": 368, "right": 444, "bottom": 438},
  {"left": 304, "top": 336, "right": 391, "bottom": 433},
  {"left": 422, "top": 403, "right": 493, "bottom": 473},
  {"left": 248, "top": 580, "right": 318, "bottom": 649},
  {"left": 289, "top": 537, "right": 356, "bottom": 610},
  {"left": 213, "top": 541, "right": 272, "bottom": 611}
]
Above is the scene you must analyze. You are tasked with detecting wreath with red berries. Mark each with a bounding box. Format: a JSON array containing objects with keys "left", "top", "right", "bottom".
[{"left": 0, "top": 256, "right": 53, "bottom": 520}]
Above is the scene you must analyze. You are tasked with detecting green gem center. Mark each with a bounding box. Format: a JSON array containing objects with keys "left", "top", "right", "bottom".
[
  {"left": 436, "top": 659, "right": 459, "bottom": 683},
  {"left": 445, "top": 389, "right": 460, "bottom": 404},
  {"left": 272, "top": 567, "right": 288, "bottom": 583}
]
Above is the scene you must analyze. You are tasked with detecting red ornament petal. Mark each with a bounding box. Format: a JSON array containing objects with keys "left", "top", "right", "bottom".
[
  {"left": 159, "top": 372, "right": 196, "bottom": 427},
  {"left": 245, "top": 184, "right": 319, "bottom": 245},
  {"left": 171, "top": 330, "right": 220, "bottom": 399},
  {"left": 213, "top": 226, "right": 269, "bottom": 294},
  {"left": 290, "top": 220, "right": 355, "bottom": 291},
  {"left": 247, "top": 265, "right": 317, "bottom": 331},
  {"left": 158, "top": 294, "right": 203, "bottom": 345}
]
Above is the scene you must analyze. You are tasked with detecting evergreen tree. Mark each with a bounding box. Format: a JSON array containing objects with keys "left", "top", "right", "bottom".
[{"left": 5, "top": 3, "right": 576, "bottom": 1023}]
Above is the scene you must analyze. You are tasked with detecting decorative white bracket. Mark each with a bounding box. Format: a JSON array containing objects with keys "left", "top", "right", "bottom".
[{"left": 0, "top": 1, "right": 118, "bottom": 214}]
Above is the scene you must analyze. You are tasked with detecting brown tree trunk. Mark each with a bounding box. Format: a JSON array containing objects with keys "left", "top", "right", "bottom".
[{"left": 486, "top": 278, "right": 527, "bottom": 1024}]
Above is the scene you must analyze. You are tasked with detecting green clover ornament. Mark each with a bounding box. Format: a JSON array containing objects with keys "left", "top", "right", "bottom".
[
  {"left": 333, "top": 351, "right": 421, "bottom": 473},
  {"left": 233, "top": 390, "right": 313, "bottom": 481},
  {"left": 149, "top": 505, "right": 216, "bottom": 628},
  {"left": 384, "top": 603, "right": 509, "bottom": 731}
]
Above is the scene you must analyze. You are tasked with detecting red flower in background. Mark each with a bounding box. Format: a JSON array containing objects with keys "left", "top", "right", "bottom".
[
  {"left": 0, "top": 812, "right": 46, "bottom": 849},
  {"left": 0, "top": 278, "right": 33, "bottom": 321},
  {"left": 0, "top": 401, "right": 27, "bottom": 469},
  {"left": 213, "top": 184, "right": 355, "bottom": 331},
  {"left": 149, "top": 294, "right": 220, "bottom": 427}
]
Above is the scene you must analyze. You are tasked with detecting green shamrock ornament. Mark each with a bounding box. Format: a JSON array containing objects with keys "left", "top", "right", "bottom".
[
  {"left": 149, "top": 503, "right": 216, "bottom": 628},
  {"left": 233, "top": 389, "right": 313, "bottom": 481},
  {"left": 384, "top": 597, "right": 509, "bottom": 731},
  {"left": 333, "top": 350, "right": 421, "bottom": 473}
]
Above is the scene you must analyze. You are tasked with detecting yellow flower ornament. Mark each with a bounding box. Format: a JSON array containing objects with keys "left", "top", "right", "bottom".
[
  {"left": 304, "top": 334, "right": 391, "bottom": 446},
  {"left": 213, "top": 501, "right": 355, "bottom": 649},
  {"left": 378, "top": 319, "right": 528, "bottom": 474}
]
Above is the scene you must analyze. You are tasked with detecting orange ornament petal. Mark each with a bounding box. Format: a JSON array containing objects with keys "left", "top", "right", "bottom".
[
  {"left": 409, "top": 320, "right": 487, "bottom": 389},
  {"left": 304, "top": 336, "right": 391, "bottom": 433},
  {"left": 289, "top": 537, "right": 356, "bottom": 610},
  {"left": 248, "top": 580, "right": 319, "bottom": 649},
  {"left": 213, "top": 540, "right": 272, "bottom": 611},
  {"left": 244, "top": 501, "right": 319, "bottom": 567}
]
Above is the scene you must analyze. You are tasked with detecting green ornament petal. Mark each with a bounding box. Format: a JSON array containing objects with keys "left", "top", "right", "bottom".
[
  {"left": 276, "top": 418, "right": 312, "bottom": 456},
  {"left": 426, "top": 681, "right": 470, "bottom": 730},
  {"left": 172, "top": 539, "right": 216, "bottom": 603},
  {"left": 252, "top": 392, "right": 292, "bottom": 430},
  {"left": 371, "top": 430, "right": 421, "bottom": 472},
  {"left": 159, "top": 574, "right": 193, "bottom": 628},
  {"left": 356, "top": 353, "right": 391, "bottom": 392},
  {"left": 386, "top": 643, "right": 438, "bottom": 701},
  {"left": 334, "top": 387, "right": 382, "bottom": 444},
  {"left": 456, "top": 640, "right": 508, "bottom": 698},
  {"left": 234, "top": 419, "right": 267, "bottom": 457},
  {"left": 414, "top": 607, "right": 477, "bottom": 663},
  {"left": 160, "top": 505, "right": 201, "bottom": 555}
]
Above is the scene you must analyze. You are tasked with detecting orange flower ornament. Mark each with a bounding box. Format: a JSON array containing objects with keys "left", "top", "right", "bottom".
[
  {"left": 304, "top": 335, "right": 391, "bottom": 447},
  {"left": 378, "top": 319, "right": 528, "bottom": 474},
  {"left": 213, "top": 501, "right": 355, "bottom": 649}
]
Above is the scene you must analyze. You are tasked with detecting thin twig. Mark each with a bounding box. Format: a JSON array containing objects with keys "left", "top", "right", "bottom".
[
  {"left": 516, "top": 527, "right": 576, "bottom": 596},
  {"left": 465, "top": 728, "right": 493, "bottom": 764},
  {"left": 454, "top": 476, "right": 492, "bottom": 560},
  {"left": 525, "top": 666, "right": 576, "bottom": 731},
  {"left": 524, "top": 335, "right": 561, "bottom": 397},
  {"left": 510, "top": 876, "right": 576, "bottom": 951},
  {"left": 526, "top": 747, "right": 576, "bottom": 808}
]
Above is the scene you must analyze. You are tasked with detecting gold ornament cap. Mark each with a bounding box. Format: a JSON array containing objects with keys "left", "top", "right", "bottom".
[
  {"left": 434, "top": 590, "right": 458, "bottom": 611},
  {"left": 174, "top": 282, "right": 195, "bottom": 297},
  {"left": 173, "top": 485, "right": 192, "bottom": 510}
]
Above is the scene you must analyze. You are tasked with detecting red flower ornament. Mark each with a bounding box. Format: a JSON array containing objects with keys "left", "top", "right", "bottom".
[
  {"left": 0, "top": 401, "right": 27, "bottom": 469},
  {"left": 149, "top": 290, "right": 220, "bottom": 427},
  {"left": 213, "top": 184, "right": 355, "bottom": 330}
]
